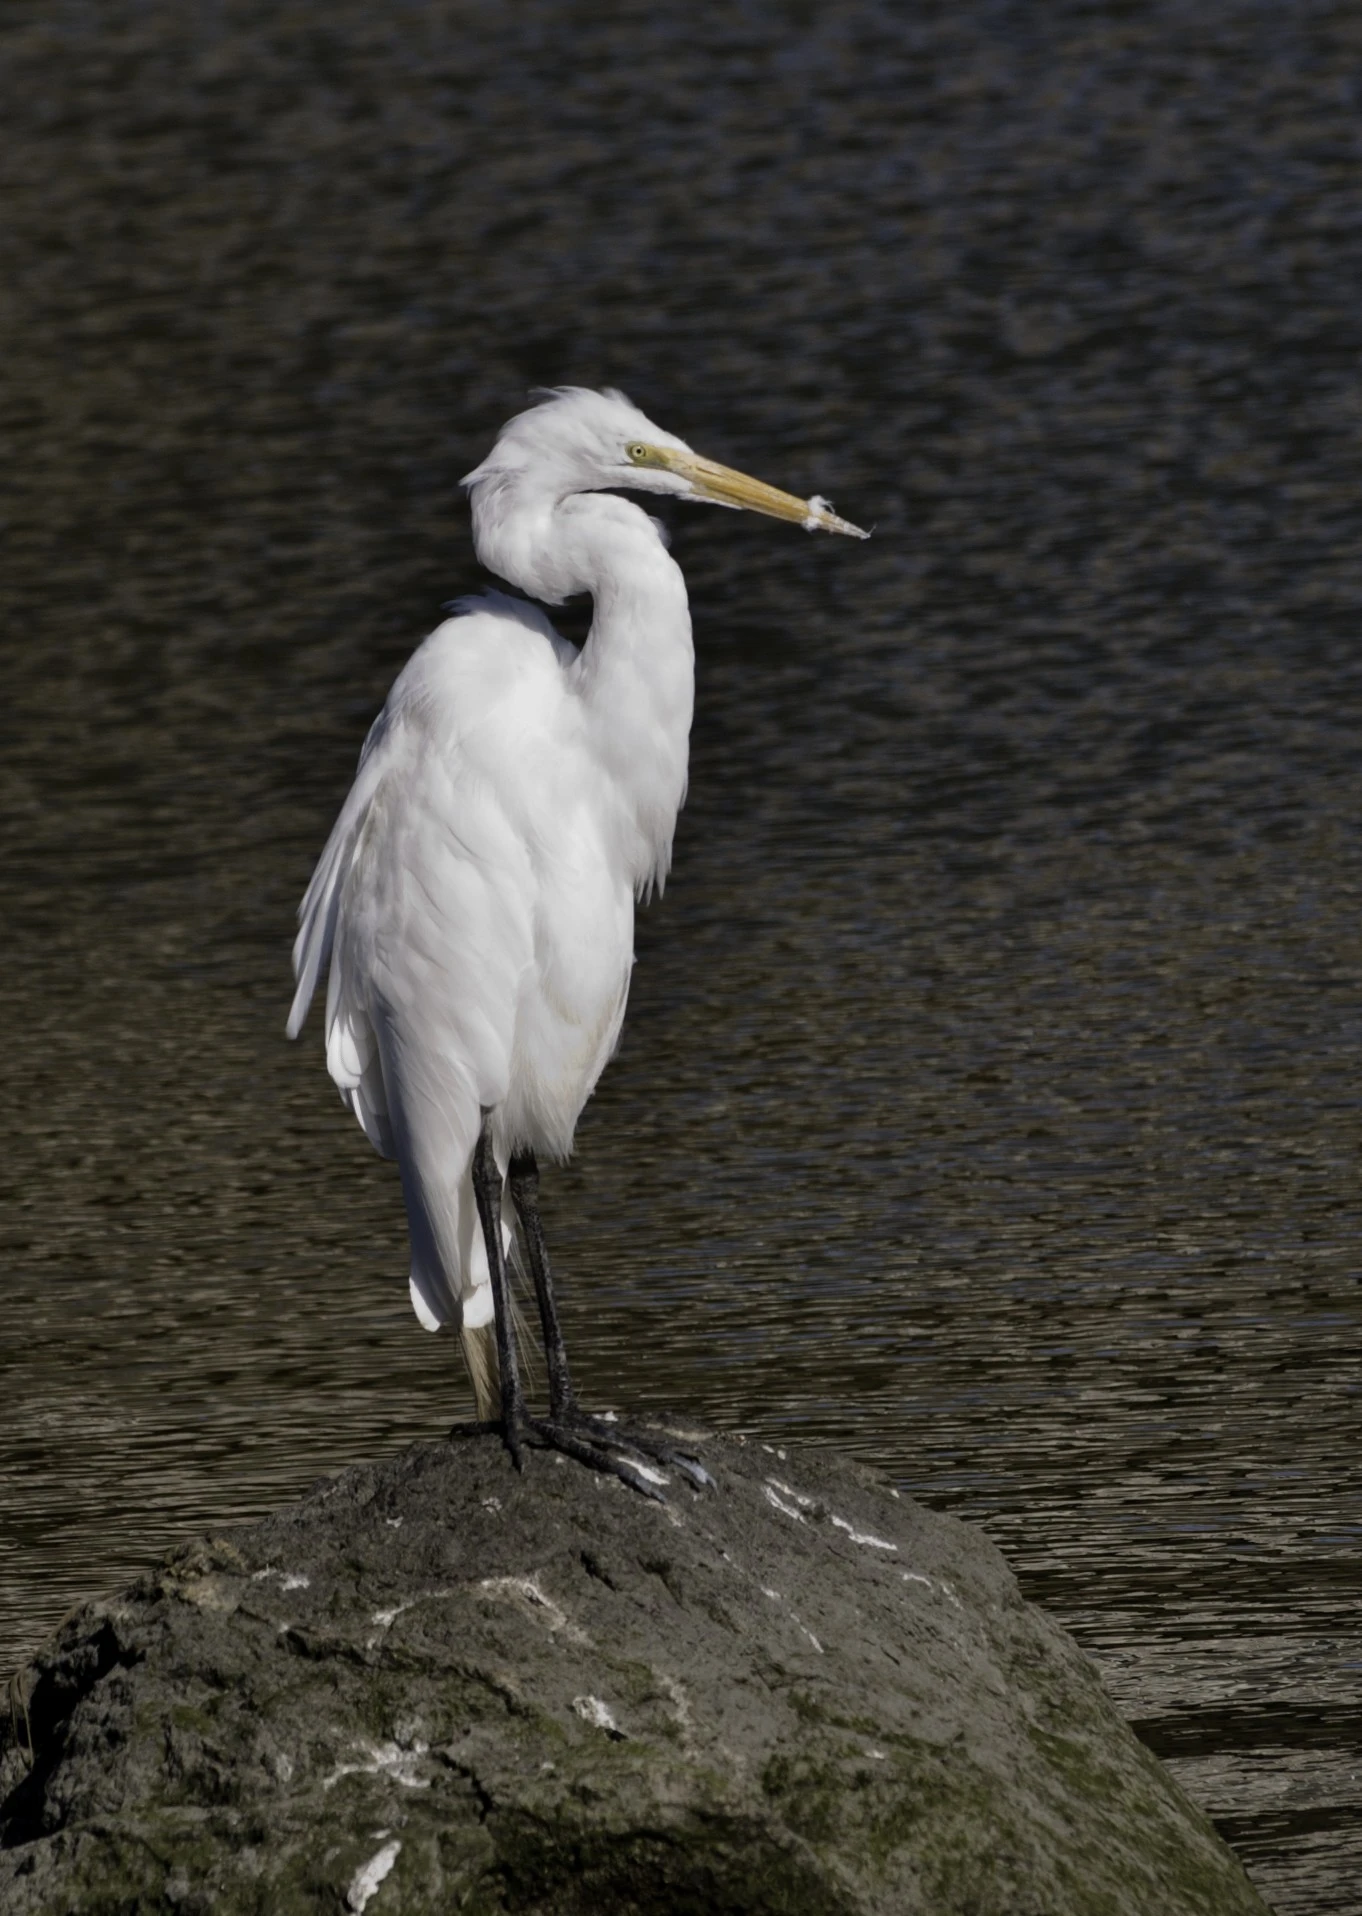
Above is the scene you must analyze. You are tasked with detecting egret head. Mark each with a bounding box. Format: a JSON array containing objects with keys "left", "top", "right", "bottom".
[{"left": 462, "top": 386, "right": 867, "bottom": 539}]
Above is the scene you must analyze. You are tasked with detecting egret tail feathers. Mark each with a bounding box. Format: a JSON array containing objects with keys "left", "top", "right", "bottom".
[
  {"left": 458, "top": 1278, "right": 535, "bottom": 1421},
  {"left": 460, "top": 1320, "right": 500, "bottom": 1421}
]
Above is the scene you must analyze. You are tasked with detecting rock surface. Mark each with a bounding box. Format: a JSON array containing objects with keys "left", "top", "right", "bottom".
[{"left": 1, "top": 1428, "right": 1269, "bottom": 1914}]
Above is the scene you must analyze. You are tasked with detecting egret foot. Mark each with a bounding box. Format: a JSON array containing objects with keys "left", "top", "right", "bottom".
[
  {"left": 562, "top": 1412, "right": 713, "bottom": 1489},
  {"left": 450, "top": 1411, "right": 706, "bottom": 1500},
  {"left": 523, "top": 1416, "right": 670, "bottom": 1501}
]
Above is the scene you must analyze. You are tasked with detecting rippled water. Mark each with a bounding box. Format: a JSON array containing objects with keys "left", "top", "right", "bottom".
[{"left": 4, "top": 2, "right": 1362, "bottom": 1906}]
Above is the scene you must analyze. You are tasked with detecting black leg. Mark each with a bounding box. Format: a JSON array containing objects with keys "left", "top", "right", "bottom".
[
  {"left": 507, "top": 1145, "right": 713, "bottom": 1492},
  {"left": 508, "top": 1148, "right": 576, "bottom": 1422},
  {"left": 464, "top": 1117, "right": 712, "bottom": 1498},
  {"left": 471, "top": 1112, "right": 524, "bottom": 1470}
]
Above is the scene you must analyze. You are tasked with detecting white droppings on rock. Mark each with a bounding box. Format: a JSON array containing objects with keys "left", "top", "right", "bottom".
[
  {"left": 324, "top": 1740, "right": 429, "bottom": 1793},
  {"left": 252, "top": 1565, "right": 312, "bottom": 1591},
  {"left": 763, "top": 1485, "right": 807, "bottom": 1524},
  {"left": 346, "top": 1837, "right": 401, "bottom": 1911},
  {"left": 755, "top": 1580, "right": 819, "bottom": 1651},
  {"left": 477, "top": 1574, "right": 590, "bottom": 1645},
  {"left": 481, "top": 1496, "right": 502, "bottom": 1512},
  {"left": 384, "top": 1517, "right": 403, "bottom": 1529},
  {"left": 829, "top": 1516, "right": 898, "bottom": 1552},
  {"left": 900, "top": 1569, "right": 965, "bottom": 1610},
  {"left": 363, "top": 1589, "right": 456, "bottom": 1647},
  {"left": 767, "top": 1477, "right": 816, "bottom": 1509},
  {"left": 655, "top": 1671, "right": 697, "bottom": 1756},
  {"left": 573, "top": 1694, "right": 622, "bottom": 1735}
]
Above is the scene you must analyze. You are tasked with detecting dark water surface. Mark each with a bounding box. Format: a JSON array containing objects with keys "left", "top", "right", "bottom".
[{"left": 4, "top": 2, "right": 1362, "bottom": 1907}]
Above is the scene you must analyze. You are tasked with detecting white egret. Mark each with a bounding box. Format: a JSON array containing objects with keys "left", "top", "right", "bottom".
[{"left": 288, "top": 386, "right": 866, "bottom": 1495}]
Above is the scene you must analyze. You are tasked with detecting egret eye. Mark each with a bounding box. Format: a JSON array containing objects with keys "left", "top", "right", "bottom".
[{"left": 627, "top": 443, "right": 649, "bottom": 463}]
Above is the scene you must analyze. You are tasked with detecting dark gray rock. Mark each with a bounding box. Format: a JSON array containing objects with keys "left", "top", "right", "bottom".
[{"left": 1, "top": 1430, "right": 1269, "bottom": 1914}]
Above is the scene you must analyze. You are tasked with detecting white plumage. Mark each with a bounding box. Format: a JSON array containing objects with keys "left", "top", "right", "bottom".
[{"left": 288, "top": 387, "right": 865, "bottom": 1465}]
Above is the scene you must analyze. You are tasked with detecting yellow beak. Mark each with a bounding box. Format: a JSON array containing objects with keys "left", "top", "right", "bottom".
[{"left": 629, "top": 444, "right": 869, "bottom": 539}]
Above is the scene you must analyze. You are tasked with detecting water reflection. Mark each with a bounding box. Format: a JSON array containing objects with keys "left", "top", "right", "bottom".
[{"left": 4, "top": 1, "right": 1362, "bottom": 1907}]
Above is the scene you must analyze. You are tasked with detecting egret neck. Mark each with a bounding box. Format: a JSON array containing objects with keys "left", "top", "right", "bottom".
[{"left": 475, "top": 484, "right": 695, "bottom": 900}]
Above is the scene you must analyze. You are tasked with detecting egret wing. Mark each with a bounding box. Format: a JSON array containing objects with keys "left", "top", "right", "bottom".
[{"left": 289, "top": 593, "right": 573, "bottom": 1160}]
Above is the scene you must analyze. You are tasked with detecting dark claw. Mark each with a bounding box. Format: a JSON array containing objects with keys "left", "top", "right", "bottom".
[
  {"left": 668, "top": 1454, "right": 716, "bottom": 1490},
  {"left": 525, "top": 1417, "right": 668, "bottom": 1501},
  {"left": 567, "top": 1413, "right": 713, "bottom": 1490}
]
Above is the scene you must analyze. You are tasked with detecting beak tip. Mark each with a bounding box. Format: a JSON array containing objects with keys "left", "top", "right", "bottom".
[{"left": 805, "top": 495, "right": 870, "bottom": 540}]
